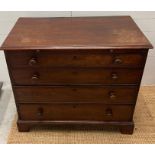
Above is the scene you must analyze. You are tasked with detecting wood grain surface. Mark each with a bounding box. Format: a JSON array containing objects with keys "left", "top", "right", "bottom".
[{"left": 0, "top": 16, "right": 153, "bottom": 50}]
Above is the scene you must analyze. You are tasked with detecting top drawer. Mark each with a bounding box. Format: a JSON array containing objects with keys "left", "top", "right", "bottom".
[{"left": 5, "top": 50, "right": 147, "bottom": 68}]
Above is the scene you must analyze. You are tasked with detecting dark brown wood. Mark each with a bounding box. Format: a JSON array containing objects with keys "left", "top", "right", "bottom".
[
  {"left": 14, "top": 86, "right": 139, "bottom": 104},
  {"left": 119, "top": 123, "right": 134, "bottom": 134},
  {"left": 1, "top": 16, "right": 153, "bottom": 134},
  {"left": 17, "top": 119, "right": 134, "bottom": 133},
  {"left": 10, "top": 68, "right": 143, "bottom": 85},
  {"left": 17, "top": 121, "right": 30, "bottom": 132},
  {"left": 18, "top": 104, "right": 134, "bottom": 121},
  {"left": 0, "top": 16, "right": 153, "bottom": 50},
  {"left": 5, "top": 50, "right": 147, "bottom": 68}
]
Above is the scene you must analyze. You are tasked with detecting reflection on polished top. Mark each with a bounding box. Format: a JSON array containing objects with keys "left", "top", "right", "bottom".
[{"left": 0, "top": 16, "right": 153, "bottom": 50}]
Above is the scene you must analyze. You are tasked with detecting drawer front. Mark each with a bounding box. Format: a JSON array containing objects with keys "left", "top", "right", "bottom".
[
  {"left": 11, "top": 68, "right": 143, "bottom": 85},
  {"left": 18, "top": 104, "right": 134, "bottom": 121},
  {"left": 6, "top": 51, "right": 147, "bottom": 68},
  {"left": 14, "top": 86, "right": 138, "bottom": 104}
]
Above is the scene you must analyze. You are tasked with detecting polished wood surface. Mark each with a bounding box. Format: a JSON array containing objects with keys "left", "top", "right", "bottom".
[
  {"left": 14, "top": 86, "right": 138, "bottom": 104},
  {"left": 5, "top": 50, "right": 147, "bottom": 68},
  {"left": 1, "top": 16, "right": 153, "bottom": 134},
  {"left": 18, "top": 104, "right": 134, "bottom": 121},
  {"left": 1, "top": 16, "right": 153, "bottom": 50},
  {"left": 10, "top": 68, "right": 143, "bottom": 85}
]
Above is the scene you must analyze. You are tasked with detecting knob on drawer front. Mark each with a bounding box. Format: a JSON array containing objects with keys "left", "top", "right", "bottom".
[
  {"left": 113, "top": 58, "right": 122, "bottom": 64},
  {"left": 111, "top": 73, "right": 118, "bottom": 80},
  {"left": 109, "top": 91, "right": 116, "bottom": 99},
  {"left": 28, "top": 57, "right": 38, "bottom": 66},
  {"left": 31, "top": 73, "right": 40, "bottom": 81}
]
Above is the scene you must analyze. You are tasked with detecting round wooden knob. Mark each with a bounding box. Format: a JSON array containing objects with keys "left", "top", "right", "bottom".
[
  {"left": 31, "top": 74, "right": 39, "bottom": 80},
  {"left": 29, "top": 58, "right": 37, "bottom": 66},
  {"left": 111, "top": 73, "right": 118, "bottom": 80},
  {"left": 114, "top": 58, "right": 122, "bottom": 64},
  {"left": 109, "top": 91, "right": 116, "bottom": 99},
  {"left": 105, "top": 108, "right": 113, "bottom": 116}
]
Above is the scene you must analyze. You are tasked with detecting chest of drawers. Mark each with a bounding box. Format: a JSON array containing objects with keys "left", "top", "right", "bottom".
[{"left": 0, "top": 16, "right": 153, "bottom": 134}]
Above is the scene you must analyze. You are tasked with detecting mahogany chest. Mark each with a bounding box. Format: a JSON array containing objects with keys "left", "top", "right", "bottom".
[{"left": 0, "top": 16, "right": 153, "bottom": 134}]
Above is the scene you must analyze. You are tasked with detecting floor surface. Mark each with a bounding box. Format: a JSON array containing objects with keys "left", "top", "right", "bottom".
[
  {"left": 0, "top": 83, "right": 155, "bottom": 144},
  {"left": 0, "top": 82, "right": 16, "bottom": 144}
]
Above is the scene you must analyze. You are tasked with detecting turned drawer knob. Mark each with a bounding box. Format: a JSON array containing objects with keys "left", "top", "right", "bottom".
[
  {"left": 105, "top": 108, "right": 113, "bottom": 116},
  {"left": 29, "top": 58, "right": 37, "bottom": 66},
  {"left": 109, "top": 91, "right": 116, "bottom": 99},
  {"left": 37, "top": 107, "right": 44, "bottom": 117},
  {"left": 114, "top": 58, "right": 122, "bottom": 64},
  {"left": 31, "top": 74, "right": 39, "bottom": 80},
  {"left": 111, "top": 73, "right": 118, "bottom": 80}
]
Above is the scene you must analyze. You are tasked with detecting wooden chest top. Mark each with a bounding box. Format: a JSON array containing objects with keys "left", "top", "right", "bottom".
[{"left": 0, "top": 16, "right": 153, "bottom": 50}]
